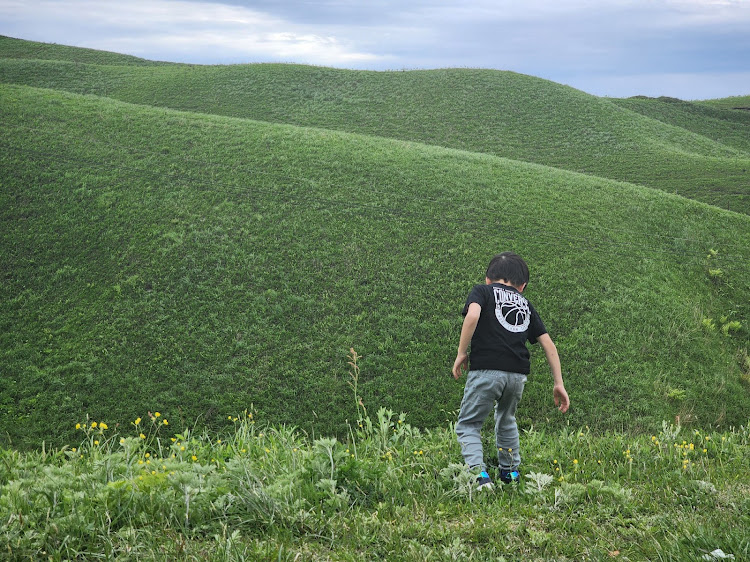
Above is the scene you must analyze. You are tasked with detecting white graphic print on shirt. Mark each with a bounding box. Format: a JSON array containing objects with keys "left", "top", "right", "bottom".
[{"left": 493, "top": 287, "right": 530, "bottom": 333}]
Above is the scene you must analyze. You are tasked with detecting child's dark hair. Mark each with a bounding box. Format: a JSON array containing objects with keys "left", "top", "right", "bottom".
[{"left": 486, "top": 252, "right": 529, "bottom": 287}]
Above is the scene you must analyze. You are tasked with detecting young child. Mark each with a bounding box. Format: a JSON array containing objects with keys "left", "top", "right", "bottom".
[{"left": 452, "top": 252, "right": 569, "bottom": 490}]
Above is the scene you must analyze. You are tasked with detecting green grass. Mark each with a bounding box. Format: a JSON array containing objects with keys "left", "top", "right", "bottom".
[
  {"left": 1, "top": 384, "right": 748, "bottom": 561},
  {"left": 2, "top": 83, "right": 748, "bottom": 451},
  {"left": 1, "top": 35, "right": 749, "bottom": 562},
  {"left": 2, "top": 35, "right": 749, "bottom": 214}
]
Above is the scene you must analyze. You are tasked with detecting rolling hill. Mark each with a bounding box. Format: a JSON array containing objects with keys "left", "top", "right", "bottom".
[
  {"left": 1, "top": 35, "right": 748, "bottom": 215},
  {"left": 1, "top": 37, "right": 748, "bottom": 449}
]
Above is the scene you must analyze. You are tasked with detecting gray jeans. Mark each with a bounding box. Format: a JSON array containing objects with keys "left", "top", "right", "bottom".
[{"left": 455, "top": 369, "right": 527, "bottom": 471}]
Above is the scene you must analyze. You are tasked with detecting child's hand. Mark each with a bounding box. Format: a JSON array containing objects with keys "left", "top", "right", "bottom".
[
  {"left": 452, "top": 353, "right": 468, "bottom": 380},
  {"left": 554, "top": 384, "right": 570, "bottom": 413}
]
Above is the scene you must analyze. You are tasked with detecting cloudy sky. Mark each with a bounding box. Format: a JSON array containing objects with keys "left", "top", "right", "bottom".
[{"left": 1, "top": 0, "right": 749, "bottom": 100}]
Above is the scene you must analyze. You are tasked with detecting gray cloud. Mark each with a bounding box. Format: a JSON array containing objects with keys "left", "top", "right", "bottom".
[{"left": 0, "top": 0, "right": 748, "bottom": 99}]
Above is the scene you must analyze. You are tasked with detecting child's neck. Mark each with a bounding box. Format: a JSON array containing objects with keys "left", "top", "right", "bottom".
[{"left": 486, "top": 278, "right": 526, "bottom": 293}]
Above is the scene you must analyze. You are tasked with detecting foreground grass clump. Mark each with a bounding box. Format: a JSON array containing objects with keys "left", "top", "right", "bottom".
[{"left": 2, "top": 375, "right": 748, "bottom": 561}]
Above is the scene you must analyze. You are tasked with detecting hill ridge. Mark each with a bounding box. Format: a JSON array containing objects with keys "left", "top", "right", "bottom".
[
  {"left": 2, "top": 83, "right": 748, "bottom": 448},
  {"left": 2, "top": 39, "right": 748, "bottom": 214}
]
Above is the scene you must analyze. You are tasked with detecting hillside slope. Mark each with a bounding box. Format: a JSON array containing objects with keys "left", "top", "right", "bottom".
[
  {"left": 2, "top": 83, "right": 748, "bottom": 448},
  {"left": 612, "top": 96, "right": 750, "bottom": 154},
  {"left": 1, "top": 36, "right": 748, "bottom": 215}
]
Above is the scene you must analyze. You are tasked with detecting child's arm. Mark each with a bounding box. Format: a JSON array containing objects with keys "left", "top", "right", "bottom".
[
  {"left": 537, "top": 333, "right": 570, "bottom": 413},
  {"left": 452, "top": 303, "right": 481, "bottom": 379}
]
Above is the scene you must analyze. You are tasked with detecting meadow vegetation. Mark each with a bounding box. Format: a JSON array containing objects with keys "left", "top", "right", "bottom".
[
  {"left": 0, "top": 37, "right": 749, "bottom": 559},
  {"left": 1, "top": 351, "right": 748, "bottom": 560}
]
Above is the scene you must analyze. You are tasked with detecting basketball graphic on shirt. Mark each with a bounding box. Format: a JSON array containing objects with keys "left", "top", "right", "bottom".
[{"left": 494, "top": 287, "right": 530, "bottom": 333}]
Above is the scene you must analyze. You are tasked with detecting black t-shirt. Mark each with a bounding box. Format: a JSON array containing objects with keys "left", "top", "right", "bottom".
[{"left": 462, "top": 283, "right": 547, "bottom": 374}]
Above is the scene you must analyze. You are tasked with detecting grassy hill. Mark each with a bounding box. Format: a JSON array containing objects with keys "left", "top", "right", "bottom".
[
  {"left": 0, "top": 38, "right": 749, "bottom": 450},
  {"left": 2, "top": 35, "right": 749, "bottom": 215}
]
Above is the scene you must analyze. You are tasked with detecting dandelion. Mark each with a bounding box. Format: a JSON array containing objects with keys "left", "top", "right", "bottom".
[
  {"left": 171, "top": 438, "right": 176, "bottom": 442},
  {"left": 192, "top": 455, "right": 197, "bottom": 461},
  {"left": 75, "top": 423, "right": 81, "bottom": 430},
  {"left": 135, "top": 417, "right": 141, "bottom": 426},
  {"left": 703, "top": 448, "right": 708, "bottom": 454},
  {"left": 140, "top": 433, "right": 146, "bottom": 439},
  {"left": 154, "top": 412, "right": 161, "bottom": 418},
  {"left": 228, "top": 416, "right": 232, "bottom": 420},
  {"left": 180, "top": 446, "right": 185, "bottom": 451},
  {"left": 573, "top": 459, "right": 579, "bottom": 465},
  {"left": 163, "top": 420, "right": 168, "bottom": 425},
  {"left": 94, "top": 440, "right": 99, "bottom": 445},
  {"left": 99, "top": 422, "right": 108, "bottom": 430},
  {"left": 91, "top": 422, "right": 97, "bottom": 429},
  {"left": 145, "top": 453, "right": 150, "bottom": 458},
  {"left": 265, "top": 448, "right": 271, "bottom": 453},
  {"left": 120, "top": 438, "right": 125, "bottom": 444},
  {"left": 72, "top": 447, "right": 77, "bottom": 452}
]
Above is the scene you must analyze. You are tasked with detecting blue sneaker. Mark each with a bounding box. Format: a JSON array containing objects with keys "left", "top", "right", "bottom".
[
  {"left": 476, "top": 471, "right": 494, "bottom": 491},
  {"left": 499, "top": 468, "right": 520, "bottom": 484}
]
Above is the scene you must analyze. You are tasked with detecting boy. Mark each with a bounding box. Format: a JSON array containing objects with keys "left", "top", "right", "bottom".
[{"left": 452, "top": 252, "right": 569, "bottom": 490}]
